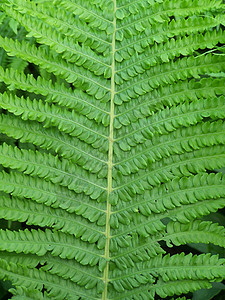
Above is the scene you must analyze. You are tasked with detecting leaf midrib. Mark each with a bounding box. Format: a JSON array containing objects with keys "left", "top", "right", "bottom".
[{"left": 102, "top": 1, "right": 116, "bottom": 299}]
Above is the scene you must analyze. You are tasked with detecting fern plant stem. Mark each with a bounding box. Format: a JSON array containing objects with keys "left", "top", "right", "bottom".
[{"left": 102, "top": 1, "right": 116, "bottom": 299}]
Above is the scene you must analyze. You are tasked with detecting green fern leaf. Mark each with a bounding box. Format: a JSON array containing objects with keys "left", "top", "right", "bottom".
[{"left": 0, "top": 0, "right": 225, "bottom": 299}]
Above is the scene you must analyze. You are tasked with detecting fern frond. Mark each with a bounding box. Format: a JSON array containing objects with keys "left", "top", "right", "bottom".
[
  {"left": 116, "top": 77, "right": 225, "bottom": 125},
  {"left": 115, "top": 54, "right": 225, "bottom": 103},
  {"left": 0, "top": 0, "right": 225, "bottom": 299},
  {"left": 114, "top": 120, "right": 225, "bottom": 180},
  {"left": 114, "top": 96, "right": 225, "bottom": 152},
  {"left": 0, "top": 36, "right": 111, "bottom": 100},
  {"left": 116, "top": 0, "right": 223, "bottom": 27},
  {"left": 0, "top": 170, "right": 106, "bottom": 223},
  {"left": 0, "top": 258, "right": 99, "bottom": 299},
  {"left": 0, "top": 143, "right": 107, "bottom": 200},
  {"left": 4, "top": 0, "right": 111, "bottom": 54},
  {"left": 0, "top": 92, "right": 109, "bottom": 149},
  {"left": 2, "top": 3, "right": 112, "bottom": 76},
  {"left": 1, "top": 251, "right": 104, "bottom": 292},
  {"left": 10, "top": 286, "right": 50, "bottom": 300},
  {"left": 0, "top": 193, "right": 106, "bottom": 247},
  {"left": 111, "top": 253, "right": 225, "bottom": 292},
  {"left": 112, "top": 145, "right": 225, "bottom": 202},
  {"left": 0, "top": 114, "right": 108, "bottom": 177},
  {"left": 119, "top": 18, "right": 223, "bottom": 50},
  {"left": 165, "top": 220, "right": 225, "bottom": 248},
  {"left": 113, "top": 172, "right": 225, "bottom": 224},
  {"left": 54, "top": 0, "right": 114, "bottom": 34},
  {"left": 116, "top": 18, "right": 223, "bottom": 61},
  {"left": 0, "top": 229, "right": 105, "bottom": 268},
  {"left": 0, "top": 67, "right": 110, "bottom": 125}
]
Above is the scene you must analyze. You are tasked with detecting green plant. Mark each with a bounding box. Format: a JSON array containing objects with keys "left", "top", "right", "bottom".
[{"left": 0, "top": 0, "right": 225, "bottom": 299}]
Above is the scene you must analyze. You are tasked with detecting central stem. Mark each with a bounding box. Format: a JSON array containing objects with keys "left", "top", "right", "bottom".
[{"left": 102, "top": 1, "right": 116, "bottom": 299}]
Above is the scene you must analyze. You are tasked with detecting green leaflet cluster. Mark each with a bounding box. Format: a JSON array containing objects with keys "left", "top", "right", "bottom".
[{"left": 0, "top": 0, "right": 224, "bottom": 299}]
